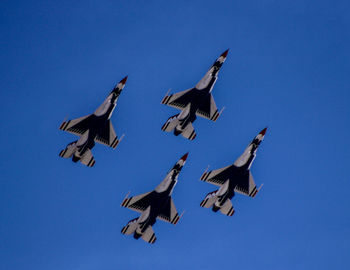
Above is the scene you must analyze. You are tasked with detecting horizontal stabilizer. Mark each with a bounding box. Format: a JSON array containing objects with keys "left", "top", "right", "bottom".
[
  {"left": 161, "top": 114, "right": 180, "bottom": 132},
  {"left": 121, "top": 218, "right": 138, "bottom": 235},
  {"left": 219, "top": 199, "right": 235, "bottom": 216},
  {"left": 181, "top": 122, "right": 196, "bottom": 141},
  {"left": 200, "top": 191, "right": 234, "bottom": 216},
  {"left": 59, "top": 145, "right": 75, "bottom": 159},
  {"left": 142, "top": 226, "right": 156, "bottom": 244},
  {"left": 200, "top": 190, "right": 218, "bottom": 208},
  {"left": 80, "top": 149, "right": 95, "bottom": 167}
]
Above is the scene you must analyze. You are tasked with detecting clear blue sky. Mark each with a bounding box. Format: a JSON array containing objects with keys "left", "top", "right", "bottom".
[{"left": 1, "top": 0, "right": 350, "bottom": 269}]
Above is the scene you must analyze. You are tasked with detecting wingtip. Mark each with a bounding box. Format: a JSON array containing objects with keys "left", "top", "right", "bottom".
[
  {"left": 221, "top": 49, "right": 229, "bottom": 58},
  {"left": 259, "top": 127, "right": 268, "bottom": 136}
]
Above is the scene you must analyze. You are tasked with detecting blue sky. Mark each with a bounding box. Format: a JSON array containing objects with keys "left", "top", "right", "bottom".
[{"left": 1, "top": 0, "right": 350, "bottom": 269}]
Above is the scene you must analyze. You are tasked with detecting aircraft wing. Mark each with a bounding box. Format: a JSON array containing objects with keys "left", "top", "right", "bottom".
[
  {"left": 59, "top": 114, "right": 93, "bottom": 136},
  {"left": 234, "top": 171, "right": 260, "bottom": 198},
  {"left": 196, "top": 94, "right": 221, "bottom": 121},
  {"left": 200, "top": 164, "right": 232, "bottom": 186},
  {"left": 161, "top": 89, "right": 193, "bottom": 110},
  {"left": 121, "top": 191, "right": 153, "bottom": 213},
  {"left": 157, "top": 198, "right": 181, "bottom": 225},
  {"left": 95, "top": 121, "right": 121, "bottom": 149}
]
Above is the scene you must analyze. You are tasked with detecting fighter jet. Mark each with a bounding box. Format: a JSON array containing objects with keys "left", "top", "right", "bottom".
[
  {"left": 199, "top": 128, "right": 267, "bottom": 216},
  {"left": 120, "top": 153, "right": 188, "bottom": 244},
  {"left": 58, "top": 76, "right": 127, "bottom": 167},
  {"left": 161, "top": 50, "right": 228, "bottom": 140}
]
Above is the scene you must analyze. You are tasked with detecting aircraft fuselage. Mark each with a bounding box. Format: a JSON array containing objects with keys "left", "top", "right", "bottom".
[
  {"left": 211, "top": 166, "right": 251, "bottom": 211},
  {"left": 174, "top": 88, "right": 213, "bottom": 134},
  {"left": 71, "top": 94, "right": 118, "bottom": 161},
  {"left": 134, "top": 164, "right": 181, "bottom": 238}
]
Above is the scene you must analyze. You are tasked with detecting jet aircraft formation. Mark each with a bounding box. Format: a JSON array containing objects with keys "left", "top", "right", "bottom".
[{"left": 59, "top": 50, "right": 268, "bottom": 244}]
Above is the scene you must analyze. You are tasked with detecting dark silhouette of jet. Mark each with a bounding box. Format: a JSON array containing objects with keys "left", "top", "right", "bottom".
[
  {"left": 161, "top": 50, "right": 228, "bottom": 140},
  {"left": 200, "top": 128, "right": 267, "bottom": 216},
  {"left": 59, "top": 76, "right": 127, "bottom": 167},
  {"left": 121, "top": 153, "right": 188, "bottom": 244}
]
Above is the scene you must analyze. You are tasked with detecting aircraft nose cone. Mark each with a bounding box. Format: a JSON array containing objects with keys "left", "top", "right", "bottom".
[
  {"left": 120, "top": 76, "right": 128, "bottom": 84},
  {"left": 180, "top": 152, "right": 189, "bottom": 162},
  {"left": 221, "top": 49, "right": 229, "bottom": 58},
  {"left": 259, "top": 127, "right": 268, "bottom": 136}
]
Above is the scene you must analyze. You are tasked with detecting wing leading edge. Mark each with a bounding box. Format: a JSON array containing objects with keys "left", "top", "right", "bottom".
[
  {"left": 161, "top": 89, "right": 193, "bottom": 110},
  {"left": 121, "top": 191, "right": 153, "bottom": 213},
  {"left": 59, "top": 114, "right": 93, "bottom": 136}
]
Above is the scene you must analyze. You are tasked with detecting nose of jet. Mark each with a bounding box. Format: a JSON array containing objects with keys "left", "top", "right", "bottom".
[
  {"left": 259, "top": 127, "right": 268, "bottom": 136},
  {"left": 180, "top": 152, "right": 189, "bottom": 162},
  {"left": 120, "top": 76, "right": 128, "bottom": 85},
  {"left": 221, "top": 49, "right": 229, "bottom": 58}
]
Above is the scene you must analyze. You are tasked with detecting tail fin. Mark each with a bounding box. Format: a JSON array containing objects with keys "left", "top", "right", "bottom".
[
  {"left": 161, "top": 114, "right": 180, "bottom": 132},
  {"left": 141, "top": 226, "right": 157, "bottom": 244},
  {"left": 121, "top": 218, "right": 138, "bottom": 235},
  {"left": 80, "top": 149, "right": 95, "bottom": 167}
]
